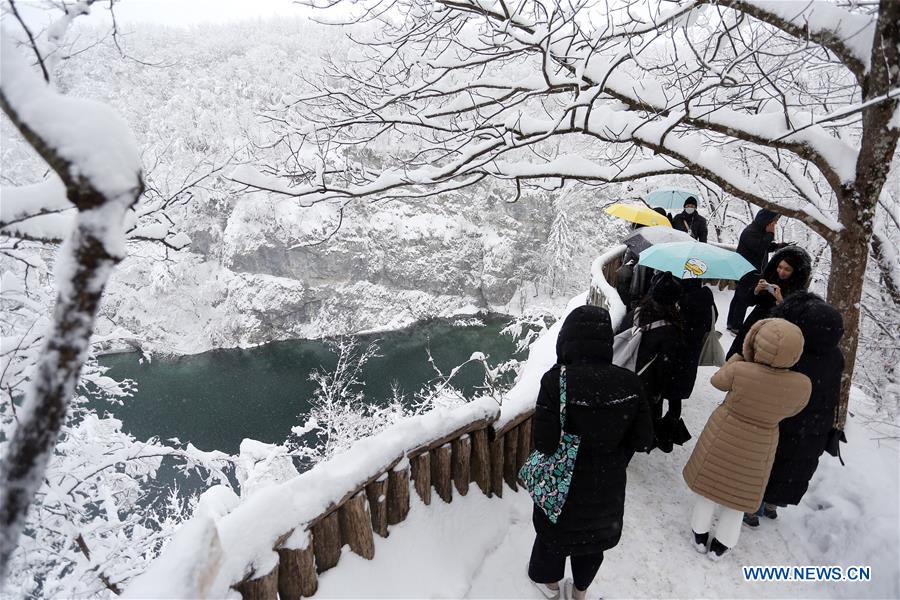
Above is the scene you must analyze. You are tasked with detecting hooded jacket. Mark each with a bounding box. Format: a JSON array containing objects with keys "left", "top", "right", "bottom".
[
  {"left": 764, "top": 293, "right": 845, "bottom": 506},
  {"left": 532, "top": 305, "right": 654, "bottom": 555},
  {"left": 736, "top": 210, "right": 782, "bottom": 272},
  {"left": 678, "top": 280, "right": 717, "bottom": 396},
  {"left": 683, "top": 318, "right": 811, "bottom": 512},
  {"left": 727, "top": 246, "right": 813, "bottom": 359}
]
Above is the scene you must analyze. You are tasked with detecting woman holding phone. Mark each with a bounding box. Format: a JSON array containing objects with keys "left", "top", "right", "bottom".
[{"left": 726, "top": 246, "right": 812, "bottom": 359}]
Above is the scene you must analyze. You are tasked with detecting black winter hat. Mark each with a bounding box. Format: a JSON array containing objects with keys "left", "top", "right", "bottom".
[
  {"left": 683, "top": 196, "right": 698, "bottom": 208},
  {"left": 649, "top": 271, "right": 682, "bottom": 306},
  {"left": 754, "top": 208, "right": 779, "bottom": 225}
]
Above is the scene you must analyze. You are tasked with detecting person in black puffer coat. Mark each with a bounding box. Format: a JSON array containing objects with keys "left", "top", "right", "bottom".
[
  {"left": 759, "top": 292, "right": 844, "bottom": 516},
  {"left": 529, "top": 305, "right": 653, "bottom": 599},
  {"left": 726, "top": 209, "right": 790, "bottom": 331},
  {"left": 727, "top": 246, "right": 812, "bottom": 359}
]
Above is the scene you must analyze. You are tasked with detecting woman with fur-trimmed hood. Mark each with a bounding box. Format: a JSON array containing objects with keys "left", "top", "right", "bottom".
[{"left": 727, "top": 245, "right": 812, "bottom": 359}]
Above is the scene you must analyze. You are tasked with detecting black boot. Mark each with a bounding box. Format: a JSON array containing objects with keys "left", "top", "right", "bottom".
[
  {"left": 692, "top": 531, "right": 709, "bottom": 554},
  {"left": 669, "top": 416, "right": 692, "bottom": 446},
  {"left": 653, "top": 417, "right": 674, "bottom": 453},
  {"left": 708, "top": 538, "right": 729, "bottom": 561},
  {"left": 762, "top": 503, "right": 778, "bottom": 519}
]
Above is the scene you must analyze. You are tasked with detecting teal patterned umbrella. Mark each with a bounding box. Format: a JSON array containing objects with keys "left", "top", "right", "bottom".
[{"left": 638, "top": 241, "right": 754, "bottom": 280}]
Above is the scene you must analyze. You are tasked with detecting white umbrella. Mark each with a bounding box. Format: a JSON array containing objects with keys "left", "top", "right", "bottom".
[{"left": 623, "top": 226, "right": 694, "bottom": 254}]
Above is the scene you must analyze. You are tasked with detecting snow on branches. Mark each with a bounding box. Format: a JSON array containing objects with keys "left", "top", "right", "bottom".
[
  {"left": 249, "top": 0, "right": 898, "bottom": 428},
  {"left": 0, "top": 6, "right": 146, "bottom": 581}
]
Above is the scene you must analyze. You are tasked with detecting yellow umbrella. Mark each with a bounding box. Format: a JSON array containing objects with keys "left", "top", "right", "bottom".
[{"left": 604, "top": 202, "right": 672, "bottom": 227}]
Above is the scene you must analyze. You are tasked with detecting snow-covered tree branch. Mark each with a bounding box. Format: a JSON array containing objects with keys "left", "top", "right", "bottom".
[
  {"left": 240, "top": 0, "right": 899, "bottom": 428},
  {"left": 0, "top": 7, "right": 146, "bottom": 578}
]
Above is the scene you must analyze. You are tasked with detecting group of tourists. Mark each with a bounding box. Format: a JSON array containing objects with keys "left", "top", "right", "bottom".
[{"left": 522, "top": 200, "right": 846, "bottom": 600}]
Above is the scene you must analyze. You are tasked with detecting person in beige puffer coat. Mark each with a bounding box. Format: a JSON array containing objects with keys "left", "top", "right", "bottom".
[{"left": 683, "top": 318, "right": 811, "bottom": 559}]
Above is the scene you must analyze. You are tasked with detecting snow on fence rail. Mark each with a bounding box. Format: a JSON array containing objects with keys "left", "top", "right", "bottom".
[{"left": 125, "top": 244, "right": 679, "bottom": 599}]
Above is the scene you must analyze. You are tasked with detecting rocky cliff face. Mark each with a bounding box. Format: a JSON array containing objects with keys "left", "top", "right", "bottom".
[
  {"left": 219, "top": 190, "right": 545, "bottom": 304},
  {"left": 98, "top": 184, "right": 590, "bottom": 354}
]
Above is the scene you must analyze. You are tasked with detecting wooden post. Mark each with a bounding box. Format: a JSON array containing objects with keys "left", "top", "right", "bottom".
[
  {"left": 430, "top": 443, "right": 453, "bottom": 503},
  {"left": 410, "top": 452, "right": 432, "bottom": 505},
  {"left": 516, "top": 418, "right": 532, "bottom": 472},
  {"left": 311, "top": 511, "right": 341, "bottom": 573},
  {"left": 490, "top": 433, "right": 504, "bottom": 498},
  {"left": 339, "top": 491, "right": 375, "bottom": 559},
  {"left": 471, "top": 428, "right": 491, "bottom": 497},
  {"left": 235, "top": 565, "right": 279, "bottom": 600},
  {"left": 365, "top": 474, "right": 389, "bottom": 537},
  {"left": 451, "top": 435, "right": 471, "bottom": 496},
  {"left": 277, "top": 542, "right": 317, "bottom": 599},
  {"left": 387, "top": 464, "right": 410, "bottom": 525},
  {"left": 503, "top": 427, "right": 519, "bottom": 491}
]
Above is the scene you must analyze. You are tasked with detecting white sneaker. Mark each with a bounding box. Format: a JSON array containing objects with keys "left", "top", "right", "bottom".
[
  {"left": 565, "top": 579, "right": 598, "bottom": 600},
  {"left": 531, "top": 580, "right": 561, "bottom": 599}
]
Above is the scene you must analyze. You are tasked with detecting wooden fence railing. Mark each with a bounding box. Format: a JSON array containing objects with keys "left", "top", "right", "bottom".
[
  {"left": 233, "top": 409, "right": 538, "bottom": 599},
  {"left": 126, "top": 394, "right": 538, "bottom": 599}
]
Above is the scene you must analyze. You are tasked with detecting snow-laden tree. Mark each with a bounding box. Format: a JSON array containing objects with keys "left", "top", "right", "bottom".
[
  {"left": 542, "top": 193, "right": 577, "bottom": 292},
  {"left": 0, "top": 1, "right": 201, "bottom": 584},
  {"left": 234, "top": 0, "right": 899, "bottom": 429}
]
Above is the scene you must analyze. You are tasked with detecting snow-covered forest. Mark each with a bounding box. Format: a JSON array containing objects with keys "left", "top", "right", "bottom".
[{"left": 1, "top": 0, "right": 898, "bottom": 598}]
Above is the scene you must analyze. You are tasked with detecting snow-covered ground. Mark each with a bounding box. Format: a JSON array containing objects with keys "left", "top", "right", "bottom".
[{"left": 313, "top": 292, "right": 899, "bottom": 599}]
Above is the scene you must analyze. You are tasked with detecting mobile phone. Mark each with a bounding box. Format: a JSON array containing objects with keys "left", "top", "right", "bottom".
[{"left": 766, "top": 284, "right": 776, "bottom": 295}]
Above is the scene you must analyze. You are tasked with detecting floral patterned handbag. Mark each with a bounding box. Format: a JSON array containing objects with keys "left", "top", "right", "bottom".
[{"left": 518, "top": 366, "right": 581, "bottom": 524}]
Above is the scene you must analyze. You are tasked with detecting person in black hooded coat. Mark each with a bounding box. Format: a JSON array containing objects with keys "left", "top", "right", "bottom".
[
  {"left": 761, "top": 292, "right": 844, "bottom": 511},
  {"left": 528, "top": 305, "right": 653, "bottom": 598},
  {"left": 678, "top": 279, "right": 717, "bottom": 396},
  {"left": 618, "top": 273, "right": 694, "bottom": 451},
  {"left": 726, "top": 209, "right": 790, "bottom": 331},
  {"left": 727, "top": 246, "right": 812, "bottom": 359}
]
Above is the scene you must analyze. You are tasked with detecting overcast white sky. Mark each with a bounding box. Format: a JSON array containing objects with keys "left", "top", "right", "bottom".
[{"left": 12, "top": 0, "right": 311, "bottom": 30}]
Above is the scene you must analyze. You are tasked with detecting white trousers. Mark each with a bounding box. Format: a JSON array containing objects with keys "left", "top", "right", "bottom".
[{"left": 690, "top": 494, "right": 743, "bottom": 549}]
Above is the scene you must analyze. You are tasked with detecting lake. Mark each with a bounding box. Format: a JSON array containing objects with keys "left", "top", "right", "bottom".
[{"left": 94, "top": 314, "right": 522, "bottom": 455}]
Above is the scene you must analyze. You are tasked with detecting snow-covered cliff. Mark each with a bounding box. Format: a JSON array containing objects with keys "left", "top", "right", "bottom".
[{"left": 2, "top": 18, "right": 631, "bottom": 354}]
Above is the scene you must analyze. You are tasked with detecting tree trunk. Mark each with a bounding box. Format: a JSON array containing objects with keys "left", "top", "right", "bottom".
[
  {"left": 826, "top": 215, "right": 871, "bottom": 429},
  {"left": 827, "top": 0, "right": 900, "bottom": 429}
]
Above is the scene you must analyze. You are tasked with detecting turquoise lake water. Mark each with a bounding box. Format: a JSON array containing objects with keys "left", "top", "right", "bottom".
[{"left": 95, "top": 315, "right": 521, "bottom": 454}]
